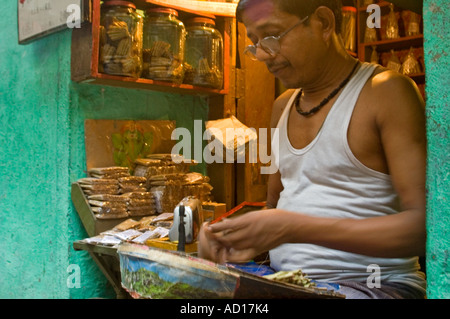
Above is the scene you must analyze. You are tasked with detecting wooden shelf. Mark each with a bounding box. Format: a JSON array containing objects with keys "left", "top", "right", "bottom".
[
  {"left": 71, "top": 0, "right": 234, "bottom": 96},
  {"left": 358, "top": 1, "right": 392, "bottom": 12},
  {"left": 134, "top": 0, "right": 238, "bottom": 18},
  {"left": 356, "top": 0, "right": 425, "bottom": 88},
  {"left": 81, "top": 70, "right": 228, "bottom": 96},
  {"left": 360, "top": 34, "right": 423, "bottom": 50}
]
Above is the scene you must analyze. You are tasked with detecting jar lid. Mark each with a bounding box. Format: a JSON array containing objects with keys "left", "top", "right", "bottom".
[
  {"left": 147, "top": 7, "right": 179, "bottom": 17},
  {"left": 102, "top": 1, "right": 136, "bottom": 9},
  {"left": 342, "top": 6, "right": 357, "bottom": 13},
  {"left": 187, "top": 17, "right": 216, "bottom": 26}
]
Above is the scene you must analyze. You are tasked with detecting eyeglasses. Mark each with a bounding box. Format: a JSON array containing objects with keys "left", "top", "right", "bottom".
[{"left": 244, "top": 16, "right": 309, "bottom": 61}]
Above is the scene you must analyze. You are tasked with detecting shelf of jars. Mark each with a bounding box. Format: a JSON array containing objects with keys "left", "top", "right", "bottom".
[
  {"left": 71, "top": 0, "right": 237, "bottom": 95},
  {"left": 356, "top": 1, "right": 424, "bottom": 80}
]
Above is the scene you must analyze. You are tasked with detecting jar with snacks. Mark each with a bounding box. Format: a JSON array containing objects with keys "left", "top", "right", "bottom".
[
  {"left": 184, "top": 17, "right": 224, "bottom": 89},
  {"left": 99, "top": 1, "right": 144, "bottom": 78},
  {"left": 143, "top": 8, "right": 186, "bottom": 84}
]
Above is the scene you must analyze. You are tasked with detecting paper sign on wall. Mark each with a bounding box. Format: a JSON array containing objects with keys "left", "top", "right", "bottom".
[{"left": 18, "top": 0, "right": 88, "bottom": 44}]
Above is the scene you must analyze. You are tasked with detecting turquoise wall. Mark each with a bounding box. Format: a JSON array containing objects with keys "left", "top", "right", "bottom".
[
  {"left": 423, "top": 0, "right": 450, "bottom": 299},
  {"left": 0, "top": 1, "right": 208, "bottom": 298}
]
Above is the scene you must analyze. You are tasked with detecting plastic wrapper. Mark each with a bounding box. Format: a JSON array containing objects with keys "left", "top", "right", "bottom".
[
  {"left": 402, "top": 47, "right": 422, "bottom": 75},
  {"left": 118, "top": 243, "right": 239, "bottom": 299},
  {"left": 118, "top": 176, "right": 147, "bottom": 194},
  {"left": 402, "top": 11, "right": 422, "bottom": 37},
  {"left": 114, "top": 218, "right": 141, "bottom": 231},
  {"left": 131, "top": 227, "right": 169, "bottom": 244},
  {"left": 386, "top": 50, "right": 402, "bottom": 73},
  {"left": 95, "top": 211, "right": 129, "bottom": 220},
  {"left": 385, "top": 4, "right": 399, "bottom": 40},
  {"left": 128, "top": 206, "right": 157, "bottom": 217},
  {"left": 88, "top": 166, "right": 130, "bottom": 176},
  {"left": 134, "top": 155, "right": 196, "bottom": 189},
  {"left": 370, "top": 46, "right": 379, "bottom": 64},
  {"left": 78, "top": 177, "right": 120, "bottom": 195},
  {"left": 364, "top": 24, "right": 378, "bottom": 43},
  {"left": 205, "top": 116, "right": 258, "bottom": 162}
]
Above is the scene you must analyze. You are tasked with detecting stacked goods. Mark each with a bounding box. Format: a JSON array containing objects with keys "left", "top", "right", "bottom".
[
  {"left": 125, "top": 192, "right": 157, "bottom": 217},
  {"left": 88, "top": 166, "right": 130, "bottom": 179},
  {"left": 77, "top": 166, "right": 156, "bottom": 220},
  {"left": 181, "top": 172, "right": 213, "bottom": 202},
  {"left": 142, "top": 41, "right": 185, "bottom": 83},
  {"left": 149, "top": 172, "right": 213, "bottom": 214},
  {"left": 87, "top": 194, "right": 129, "bottom": 219},
  {"left": 134, "top": 158, "right": 187, "bottom": 189},
  {"left": 149, "top": 174, "right": 186, "bottom": 214},
  {"left": 134, "top": 154, "right": 196, "bottom": 189},
  {"left": 78, "top": 178, "right": 119, "bottom": 196},
  {"left": 118, "top": 176, "right": 147, "bottom": 194},
  {"left": 100, "top": 19, "right": 142, "bottom": 77}
]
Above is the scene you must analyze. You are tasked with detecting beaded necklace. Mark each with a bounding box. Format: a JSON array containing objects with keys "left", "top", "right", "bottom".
[{"left": 295, "top": 62, "right": 360, "bottom": 117}]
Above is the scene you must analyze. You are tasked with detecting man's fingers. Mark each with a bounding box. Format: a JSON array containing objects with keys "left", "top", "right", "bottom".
[{"left": 209, "top": 218, "right": 235, "bottom": 233}]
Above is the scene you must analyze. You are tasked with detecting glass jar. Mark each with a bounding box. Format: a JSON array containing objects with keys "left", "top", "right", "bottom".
[
  {"left": 99, "top": 1, "right": 143, "bottom": 78},
  {"left": 341, "top": 6, "right": 356, "bottom": 53},
  {"left": 143, "top": 8, "right": 186, "bottom": 84},
  {"left": 184, "top": 17, "right": 224, "bottom": 89}
]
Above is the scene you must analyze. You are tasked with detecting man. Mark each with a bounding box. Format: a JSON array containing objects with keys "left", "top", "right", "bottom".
[{"left": 198, "top": 0, "right": 427, "bottom": 299}]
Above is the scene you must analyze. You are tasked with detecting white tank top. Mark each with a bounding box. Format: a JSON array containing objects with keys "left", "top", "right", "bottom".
[{"left": 270, "top": 62, "right": 426, "bottom": 292}]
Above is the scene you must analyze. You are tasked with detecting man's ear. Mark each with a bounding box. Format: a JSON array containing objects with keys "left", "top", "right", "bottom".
[{"left": 313, "top": 6, "right": 336, "bottom": 42}]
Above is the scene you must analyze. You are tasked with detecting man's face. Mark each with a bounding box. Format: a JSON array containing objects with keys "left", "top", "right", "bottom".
[{"left": 241, "top": 0, "right": 325, "bottom": 89}]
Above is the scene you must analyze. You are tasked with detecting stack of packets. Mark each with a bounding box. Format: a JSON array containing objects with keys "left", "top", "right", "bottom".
[
  {"left": 78, "top": 166, "right": 156, "bottom": 220},
  {"left": 82, "top": 213, "right": 174, "bottom": 247},
  {"left": 149, "top": 172, "right": 212, "bottom": 214},
  {"left": 134, "top": 154, "right": 213, "bottom": 213},
  {"left": 78, "top": 177, "right": 120, "bottom": 196},
  {"left": 88, "top": 166, "right": 130, "bottom": 179},
  {"left": 77, "top": 156, "right": 213, "bottom": 219}
]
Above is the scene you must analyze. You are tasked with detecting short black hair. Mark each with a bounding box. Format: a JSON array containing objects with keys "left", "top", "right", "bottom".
[{"left": 236, "top": 0, "right": 343, "bottom": 34}]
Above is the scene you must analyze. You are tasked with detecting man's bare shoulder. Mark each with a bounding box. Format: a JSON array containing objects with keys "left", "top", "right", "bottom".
[
  {"left": 365, "top": 66, "right": 424, "bottom": 104},
  {"left": 361, "top": 65, "right": 425, "bottom": 119}
]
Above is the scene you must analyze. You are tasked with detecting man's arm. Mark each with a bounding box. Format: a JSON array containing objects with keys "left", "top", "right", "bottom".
[{"left": 264, "top": 90, "right": 294, "bottom": 209}]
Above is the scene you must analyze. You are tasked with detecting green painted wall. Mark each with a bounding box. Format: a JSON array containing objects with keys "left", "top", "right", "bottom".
[
  {"left": 423, "top": 0, "right": 450, "bottom": 299},
  {"left": 67, "top": 84, "right": 208, "bottom": 299},
  {"left": 0, "top": 2, "right": 72, "bottom": 298},
  {"left": 0, "top": 1, "right": 208, "bottom": 299}
]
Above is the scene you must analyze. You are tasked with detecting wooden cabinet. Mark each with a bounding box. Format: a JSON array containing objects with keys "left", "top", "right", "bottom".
[{"left": 71, "top": 0, "right": 275, "bottom": 210}]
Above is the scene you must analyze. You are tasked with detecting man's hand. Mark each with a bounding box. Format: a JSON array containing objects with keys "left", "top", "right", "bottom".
[{"left": 204, "top": 209, "right": 293, "bottom": 261}]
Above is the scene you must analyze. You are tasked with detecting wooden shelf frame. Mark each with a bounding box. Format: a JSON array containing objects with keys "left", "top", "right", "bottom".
[{"left": 71, "top": 0, "right": 237, "bottom": 95}]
